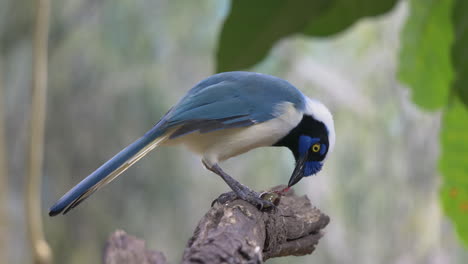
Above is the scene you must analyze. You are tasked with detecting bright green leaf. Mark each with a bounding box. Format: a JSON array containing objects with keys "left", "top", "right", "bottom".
[
  {"left": 398, "top": 0, "right": 454, "bottom": 110},
  {"left": 303, "top": 0, "right": 398, "bottom": 36},
  {"left": 452, "top": 0, "right": 468, "bottom": 107},
  {"left": 440, "top": 99, "right": 468, "bottom": 247}
]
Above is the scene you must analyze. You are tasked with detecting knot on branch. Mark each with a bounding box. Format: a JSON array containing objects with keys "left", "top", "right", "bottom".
[{"left": 261, "top": 186, "right": 329, "bottom": 259}]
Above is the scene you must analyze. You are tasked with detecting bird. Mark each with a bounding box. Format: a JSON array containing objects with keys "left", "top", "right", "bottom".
[{"left": 48, "top": 71, "right": 335, "bottom": 216}]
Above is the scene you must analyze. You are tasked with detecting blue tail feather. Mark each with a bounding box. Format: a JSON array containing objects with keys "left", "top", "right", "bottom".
[{"left": 48, "top": 126, "right": 166, "bottom": 216}]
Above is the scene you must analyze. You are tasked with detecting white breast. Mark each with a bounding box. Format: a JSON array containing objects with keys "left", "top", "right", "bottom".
[{"left": 168, "top": 102, "right": 303, "bottom": 167}]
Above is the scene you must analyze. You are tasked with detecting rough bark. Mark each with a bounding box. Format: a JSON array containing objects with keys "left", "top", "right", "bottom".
[{"left": 104, "top": 186, "right": 329, "bottom": 264}]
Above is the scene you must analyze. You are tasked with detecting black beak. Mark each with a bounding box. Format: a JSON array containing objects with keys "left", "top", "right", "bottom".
[{"left": 288, "top": 152, "right": 308, "bottom": 187}]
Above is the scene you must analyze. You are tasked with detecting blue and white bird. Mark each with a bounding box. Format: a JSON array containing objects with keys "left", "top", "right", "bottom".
[{"left": 49, "top": 71, "right": 335, "bottom": 216}]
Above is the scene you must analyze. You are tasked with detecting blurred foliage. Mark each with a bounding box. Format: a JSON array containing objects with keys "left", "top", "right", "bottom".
[
  {"left": 452, "top": 0, "right": 468, "bottom": 107},
  {"left": 217, "top": 0, "right": 468, "bottom": 247},
  {"left": 400, "top": 0, "right": 468, "bottom": 247},
  {"left": 216, "top": 0, "right": 398, "bottom": 72},
  {"left": 0, "top": 0, "right": 33, "bottom": 53},
  {"left": 398, "top": 0, "right": 453, "bottom": 110},
  {"left": 440, "top": 99, "right": 468, "bottom": 246}
]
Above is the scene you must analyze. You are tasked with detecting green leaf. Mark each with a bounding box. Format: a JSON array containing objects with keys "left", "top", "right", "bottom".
[
  {"left": 303, "top": 0, "right": 398, "bottom": 36},
  {"left": 216, "top": 0, "right": 398, "bottom": 72},
  {"left": 216, "top": 0, "right": 330, "bottom": 72},
  {"left": 440, "top": 99, "right": 468, "bottom": 246},
  {"left": 398, "top": 0, "right": 454, "bottom": 110},
  {"left": 452, "top": 0, "right": 468, "bottom": 107}
]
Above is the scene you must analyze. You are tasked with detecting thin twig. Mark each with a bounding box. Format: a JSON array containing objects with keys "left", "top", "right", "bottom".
[
  {"left": 26, "top": 0, "right": 52, "bottom": 263},
  {"left": 0, "top": 54, "right": 9, "bottom": 264}
]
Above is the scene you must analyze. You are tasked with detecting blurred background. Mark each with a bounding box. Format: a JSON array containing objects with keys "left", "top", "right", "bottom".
[{"left": 1, "top": 0, "right": 468, "bottom": 263}]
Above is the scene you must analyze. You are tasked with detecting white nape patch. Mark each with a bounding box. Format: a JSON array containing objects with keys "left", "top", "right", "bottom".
[
  {"left": 174, "top": 102, "right": 303, "bottom": 167},
  {"left": 304, "top": 97, "right": 336, "bottom": 155}
]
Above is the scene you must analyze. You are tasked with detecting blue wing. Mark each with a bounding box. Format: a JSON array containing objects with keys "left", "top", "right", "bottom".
[{"left": 160, "top": 71, "right": 306, "bottom": 138}]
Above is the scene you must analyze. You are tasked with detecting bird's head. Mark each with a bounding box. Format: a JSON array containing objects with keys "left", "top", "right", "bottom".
[{"left": 275, "top": 99, "right": 335, "bottom": 187}]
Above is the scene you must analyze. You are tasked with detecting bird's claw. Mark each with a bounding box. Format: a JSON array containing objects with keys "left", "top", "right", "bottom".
[
  {"left": 212, "top": 191, "right": 276, "bottom": 211},
  {"left": 211, "top": 191, "right": 238, "bottom": 206},
  {"left": 250, "top": 195, "right": 276, "bottom": 211}
]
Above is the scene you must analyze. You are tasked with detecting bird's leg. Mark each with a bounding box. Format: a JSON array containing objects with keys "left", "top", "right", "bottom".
[{"left": 203, "top": 161, "right": 274, "bottom": 210}]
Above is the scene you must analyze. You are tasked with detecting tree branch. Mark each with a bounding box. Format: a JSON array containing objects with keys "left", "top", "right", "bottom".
[{"left": 104, "top": 186, "right": 329, "bottom": 264}]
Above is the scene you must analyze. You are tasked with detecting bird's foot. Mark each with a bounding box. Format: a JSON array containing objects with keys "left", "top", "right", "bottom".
[
  {"left": 212, "top": 191, "right": 237, "bottom": 206},
  {"left": 238, "top": 190, "right": 277, "bottom": 210},
  {"left": 212, "top": 190, "right": 276, "bottom": 210}
]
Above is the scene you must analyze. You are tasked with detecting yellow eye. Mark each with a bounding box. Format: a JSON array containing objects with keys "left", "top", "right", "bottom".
[{"left": 311, "top": 143, "right": 320, "bottom": 153}]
